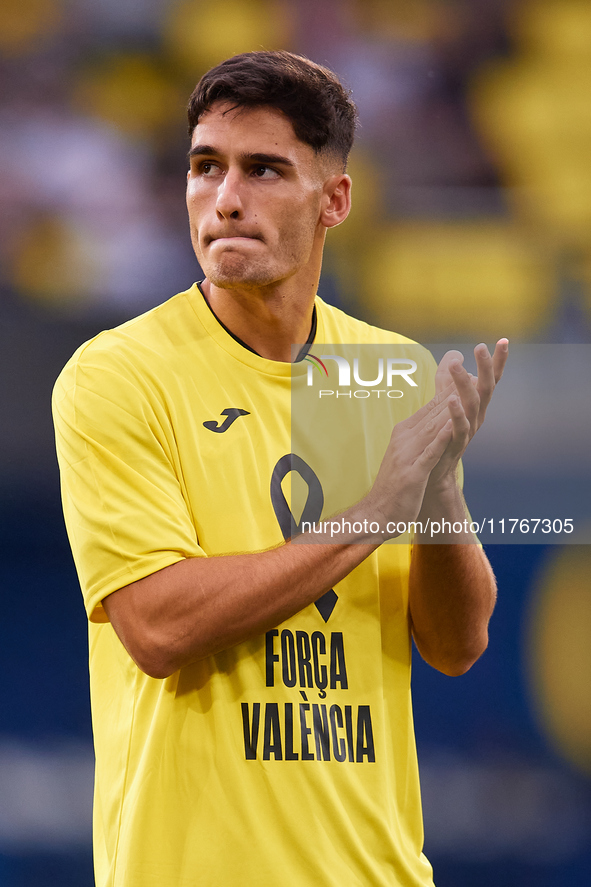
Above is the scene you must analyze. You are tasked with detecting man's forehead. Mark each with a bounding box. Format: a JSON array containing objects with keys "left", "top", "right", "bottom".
[{"left": 192, "top": 102, "right": 293, "bottom": 139}]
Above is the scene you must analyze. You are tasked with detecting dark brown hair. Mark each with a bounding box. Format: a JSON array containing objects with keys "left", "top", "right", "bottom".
[{"left": 187, "top": 51, "right": 358, "bottom": 170}]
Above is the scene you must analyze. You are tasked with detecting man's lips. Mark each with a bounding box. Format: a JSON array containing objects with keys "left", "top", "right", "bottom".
[{"left": 205, "top": 233, "right": 263, "bottom": 246}]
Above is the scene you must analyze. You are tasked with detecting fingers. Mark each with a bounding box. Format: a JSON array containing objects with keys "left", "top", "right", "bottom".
[
  {"left": 437, "top": 349, "right": 482, "bottom": 432},
  {"left": 446, "top": 393, "right": 471, "bottom": 454},
  {"left": 492, "top": 338, "right": 509, "bottom": 383},
  {"left": 390, "top": 384, "right": 456, "bottom": 465},
  {"left": 396, "top": 339, "right": 508, "bottom": 491},
  {"left": 474, "top": 339, "right": 508, "bottom": 388},
  {"left": 420, "top": 394, "right": 470, "bottom": 472},
  {"left": 404, "top": 379, "right": 456, "bottom": 430},
  {"left": 416, "top": 417, "right": 453, "bottom": 471},
  {"left": 437, "top": 340, "right": 508, "bottom": 386},
  {"left": 473, "top": 338, "right": 508, "bottom": 423},
  {"left": 435, "top": 349, "right": 464, "bottom": 395},
  {"left": 473, "top": 344, "right": 494, "bottom": 422},
  {"left": 474, "top": 343, "right": 492, "bottom": 381},
  {"left": 407, "top": 336, "right": 508, "bottom": 441},
  {"left": 449, "top": 359, "right": 480, "bottom": 431}
]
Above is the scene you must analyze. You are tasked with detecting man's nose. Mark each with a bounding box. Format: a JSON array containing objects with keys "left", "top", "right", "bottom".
[{"left": 215, "top": 168, "right": 244, "bottom": 220}]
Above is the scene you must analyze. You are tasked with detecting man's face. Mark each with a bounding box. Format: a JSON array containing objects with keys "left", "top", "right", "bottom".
[{"left": 186, "top": 102, "right": 331, "bottom": 290}]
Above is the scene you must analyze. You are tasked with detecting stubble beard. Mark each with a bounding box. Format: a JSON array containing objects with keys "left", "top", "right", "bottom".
[
  {"left": 200, "top": 238, "right": 309, "bottom": 292},
  {"left": 205, "top": 253, "right": 282, "bottom": 290}
]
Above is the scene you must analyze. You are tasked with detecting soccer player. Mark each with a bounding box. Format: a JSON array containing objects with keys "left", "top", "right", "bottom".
[{"left": 53, "top": 51, "right": 507, "bottom": 887}]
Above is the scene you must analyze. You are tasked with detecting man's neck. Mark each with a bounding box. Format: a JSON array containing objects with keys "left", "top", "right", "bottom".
[{"left": 200, "top": 277, "right": 317, "bottom": 362}]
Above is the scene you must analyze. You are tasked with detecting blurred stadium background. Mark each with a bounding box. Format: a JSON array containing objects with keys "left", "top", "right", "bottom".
[{"left": 1, "top": 0, "right": 590, "bottom": 884}]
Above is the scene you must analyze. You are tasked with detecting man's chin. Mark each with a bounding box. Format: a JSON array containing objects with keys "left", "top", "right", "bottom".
[{"left": 205, "top": 261, "right": 278, "bottom": 290}]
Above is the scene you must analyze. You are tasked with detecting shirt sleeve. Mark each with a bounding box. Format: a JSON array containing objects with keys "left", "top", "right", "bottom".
[{"left": 53, "top": 346, "right": 205, "bottom": 623}]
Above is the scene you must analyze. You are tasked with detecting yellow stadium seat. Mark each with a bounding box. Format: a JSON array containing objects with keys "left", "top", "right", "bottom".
[
  {"left": 10, "top": 214, "right": 97, "bottom": 310},
  {"left": 72, "top": 55, "right": 183, "bottom": 140},
  {"left": 512, "top": 0, "right": 591, "bottom": 61},
  {"left": 358, "top": 221, "right": 556, "bottom": 340},
  {"left": 527, "top": 545, "right": 591, "bottom": 777},
  {"left": 163, "top": 0, "right": 291, "bottom": 76},
  {"left": 471, "top": 59, "right": 591, "bottom": 244}
]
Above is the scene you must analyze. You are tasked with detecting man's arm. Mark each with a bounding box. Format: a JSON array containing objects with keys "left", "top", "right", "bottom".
[
  {"left": 409, "top": 491, "right": 497, "bottom": 677},
  {"left": 104, "top": 387, "right": 456, "bottom": 678},
  {"left": 408, "top": 340, "right": 508, "bottom": 676},
  {"left": 104, "top": 535, "right": 373, "bottom": 679}
]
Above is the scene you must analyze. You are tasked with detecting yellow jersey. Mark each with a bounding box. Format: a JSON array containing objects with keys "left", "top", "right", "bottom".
[{"left": 53, "top": 284, "right": 437, "bottom": 887}]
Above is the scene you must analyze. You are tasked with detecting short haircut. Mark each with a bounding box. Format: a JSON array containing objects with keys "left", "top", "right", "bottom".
[{"left": 187, "top": 51, "right": 358, "bottom": 171}]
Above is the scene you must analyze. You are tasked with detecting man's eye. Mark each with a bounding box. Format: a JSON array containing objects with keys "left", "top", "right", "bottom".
[
  {"left": 200, "top": 162, "right": 222, "bottom": 176},
  {"left": 253, "top": 166, "right": 279, "bottom": 179}
]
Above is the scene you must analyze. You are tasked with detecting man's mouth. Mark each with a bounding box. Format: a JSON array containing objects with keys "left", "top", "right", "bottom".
[{"left": 205, "top": 233, "right": 262, "bottom": 246}]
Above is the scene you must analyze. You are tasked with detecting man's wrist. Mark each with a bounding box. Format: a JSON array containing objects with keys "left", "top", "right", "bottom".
[
  {"left": 415, "top": 471, "right": 478, "bottom": 544},
  {"left": 421, "top": 469, "right": 463, "bottom": 511}
]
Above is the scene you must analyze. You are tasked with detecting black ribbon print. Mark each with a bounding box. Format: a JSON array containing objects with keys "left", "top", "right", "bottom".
[{"left": 270, "top": 454, "right": 338, "bottom": 622}]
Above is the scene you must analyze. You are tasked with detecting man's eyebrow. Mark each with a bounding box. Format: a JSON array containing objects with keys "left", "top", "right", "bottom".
[
  {"left": 187, "top": 145, "right": 295, "bottom": 168},
  {"left": 188, "top": 144, "right": 218, "bottom": 159},
  {"left": 246, "top": 152, "right": 295, "bottom": 168}
]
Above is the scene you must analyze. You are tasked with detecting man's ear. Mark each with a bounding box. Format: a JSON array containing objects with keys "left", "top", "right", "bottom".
[{"left": 320, "top": 174, "right": 352, "bottom": 229}]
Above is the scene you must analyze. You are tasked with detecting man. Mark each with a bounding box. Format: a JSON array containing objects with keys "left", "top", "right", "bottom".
[{"left": 53, "top": 51, "right": 507, "bottom": 887}]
